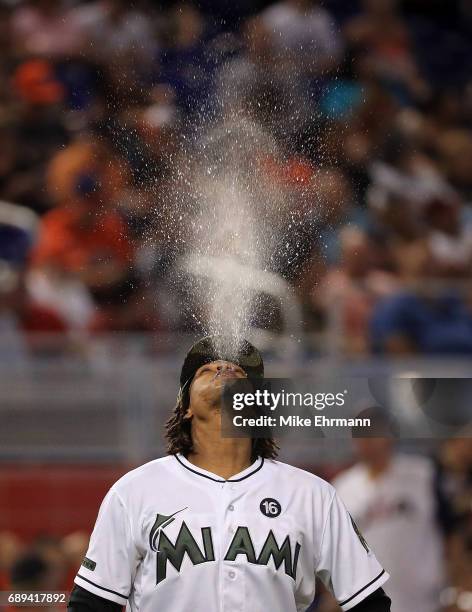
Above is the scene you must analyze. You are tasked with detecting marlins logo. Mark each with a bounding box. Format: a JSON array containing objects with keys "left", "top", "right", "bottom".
[{"left": 149, "top": 510, "right": 301, "bottom": 585}]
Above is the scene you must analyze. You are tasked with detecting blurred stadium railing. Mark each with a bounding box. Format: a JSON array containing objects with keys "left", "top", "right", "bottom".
[{"left": 1, "top": 331, "right": 470, "bottom": 465}]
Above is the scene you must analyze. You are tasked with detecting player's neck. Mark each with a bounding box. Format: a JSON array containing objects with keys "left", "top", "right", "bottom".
[{"left": 187, "top": 423, "right": 253, "bottom": 480}]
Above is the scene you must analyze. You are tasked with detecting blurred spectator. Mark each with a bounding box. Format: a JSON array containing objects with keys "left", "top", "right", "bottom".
[
  {"left": 9, "top": 0, "right": 86, "bottom": 58},
  {"left": 261, "top": 0, "right": 342, "bottom": 76},
  {"left": 344, "top": 0, "right": 428, "bottom": 102},
  {"left": 0, "top": 201, "right": 38, "bottom": 266},
  {"left": 30, "top": 535, "right": 67, "bottom": 591},
  {"left": 61, "top": 531, "right": 90, "bottom": 591},
  {"left": 8, "top": 553, "right": 59, "bottom": 612},
  {"left": 437, "top": 129, "right": 472, "bottom": 201},
  {"left": 0, "top": 530, "right": 94, "bottom": 606},
  {"left": 26, "top": 267, "right": 95, "bottom": 333},
  {"left": 76, "top": 0, "right": 158, "bottom": 68},
  {"left": 73, "top": 0, "right": 159, "bottom": 105},
  {"left": 435, "top": 437, "right": 472, "bottom": 540},
  {"left": 0, "top": 262, "right": 69, "bottom": 360},
  {"left": 32, "top": 139, "right": 134, "bottom": 327},
  {"left": 424, "top": 197, "right": 472, "bottom": 277},
  {"left": 434, "top": 437, "right": 472, "bottom": 610},
  {"left": 216, "top": 15, "right": 312, "bottom": 150},
  {"left": 2, "top": 60, "right": 68, "bottom": 214},
  {"left": 266, "top": 164, "right": 350, "bottom": 282},
  {"left": 13, "top": 59, "right": 64, "bottom": 107},
  {"left": 333, "top": 418, "right": 445, "bottom": 612},
  {"left": 312, "top": 227, "right": 397, "bottom": 354},
  {"left": 370, "top": 284, "right": 472, "bottom": 355},
  {"left": 157, "top": 2, "right": 217, "bottom": 116},
  {"left": 10, "top": 553, "right": 49, "bottom": 589},
  {"left": 0, "top": 532, "right": 23, "bottom": 590},
  {"left": 216, "top": 16, "right": 279, "bottom": 121}
]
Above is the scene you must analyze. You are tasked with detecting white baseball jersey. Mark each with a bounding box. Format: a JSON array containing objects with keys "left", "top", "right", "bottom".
[
  {"left": 75, "top": 455, "right": 389, "bottom": 612},
  {"left": 333, "top": 454, "right": 444, "bottom": 612}
]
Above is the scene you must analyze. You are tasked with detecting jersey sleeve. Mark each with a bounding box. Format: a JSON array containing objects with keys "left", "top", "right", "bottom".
[
  {"left": 315, "top": 491, "right": 389, "bottom": 611},
  {"left": 74, "top": 487, "right": 140, "bottom": 606}
]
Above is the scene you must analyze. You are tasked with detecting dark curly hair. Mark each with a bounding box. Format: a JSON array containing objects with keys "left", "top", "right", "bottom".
[{"left": 165, "top": 390, "right": 279, "bottom": 461}]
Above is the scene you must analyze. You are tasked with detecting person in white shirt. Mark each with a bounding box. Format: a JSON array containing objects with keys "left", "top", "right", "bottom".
[
  {"left": 333, "top": 418, "right": 444, "bottom": 612},
  {"left": 68, "top": 336, "right": 391, "bottom": 612}
]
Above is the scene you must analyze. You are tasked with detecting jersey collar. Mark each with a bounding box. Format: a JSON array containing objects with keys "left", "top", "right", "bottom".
[{"left": 175, "top": 453, "right": 264, "bottom": 483}]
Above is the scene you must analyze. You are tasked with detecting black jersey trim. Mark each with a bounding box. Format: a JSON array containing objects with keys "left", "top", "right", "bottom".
[
  {"left": 174, "top": 454, "right": 264, "bottom": 483},
  {"left": 338, "top": 570, "right": 386, "bottom": 606},
  {"left": 76, "top": 574, "right": 129, "bottom": 600}
]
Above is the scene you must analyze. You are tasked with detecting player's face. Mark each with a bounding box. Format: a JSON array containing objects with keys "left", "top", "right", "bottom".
[
  {"left": 354, "top": 437, "right": 394, "bottom": 466},
  {"left": 186, "top": 360, "right": 247, "bottom": 419}
]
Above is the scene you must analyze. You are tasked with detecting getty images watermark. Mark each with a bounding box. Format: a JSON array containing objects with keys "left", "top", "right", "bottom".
[
  {"left": 231, "top": 388, "right": 366, "bottom": 428},
  {"left": 221, "top": 378, "right": 472, "bottom": 439}
]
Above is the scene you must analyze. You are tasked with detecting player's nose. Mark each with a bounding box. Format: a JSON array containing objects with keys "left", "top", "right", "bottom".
[{"left": 215, "top": 362, "right": 245, "bottom": 377}]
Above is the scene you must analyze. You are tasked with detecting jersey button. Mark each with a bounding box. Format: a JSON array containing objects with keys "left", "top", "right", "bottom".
[
  {"left": 228, "top": 504, "right": 235, "bottom": 511},
  {"left": 228, "top": 570, "right": 236, "bottom": 580}
]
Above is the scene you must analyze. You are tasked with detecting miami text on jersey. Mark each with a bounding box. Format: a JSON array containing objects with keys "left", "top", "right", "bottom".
[{"left": 149, "top": 512, "right": 301, "bottom": 585}]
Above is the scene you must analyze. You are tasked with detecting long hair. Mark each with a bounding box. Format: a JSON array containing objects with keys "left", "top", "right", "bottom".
[{"left": 165, "top": 391, "right": 279, "bottom": 461}]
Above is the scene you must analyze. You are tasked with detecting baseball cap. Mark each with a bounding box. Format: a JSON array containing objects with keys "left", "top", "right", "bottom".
[{"left": 180, "top": 335, "right": 264, "bottom": 391}]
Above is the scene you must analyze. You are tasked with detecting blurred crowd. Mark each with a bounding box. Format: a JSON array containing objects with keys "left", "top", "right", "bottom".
[
  {"left": 1, "top": 4, "right": 470, "bottom": 611},
  {"left": 0, "top": 530, "right": 89, "bottom": 611},
  {"left": 1, "top": 0, "right": 472, "bottom": 357}
]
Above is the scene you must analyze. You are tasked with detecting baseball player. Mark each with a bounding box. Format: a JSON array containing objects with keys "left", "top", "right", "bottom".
[
  {"left": 333, "top": 432, "right": 444, "bottom": 612},
  {"left": 68, "top": 336, "right": 391, "bottom": 612}
]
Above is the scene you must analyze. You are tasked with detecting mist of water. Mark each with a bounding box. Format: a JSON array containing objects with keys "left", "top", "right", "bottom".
[{"left": 168, "top": 116, "right": 312, "bottom": 359}]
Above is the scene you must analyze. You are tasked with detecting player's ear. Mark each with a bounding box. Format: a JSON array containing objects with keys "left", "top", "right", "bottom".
[{"left": 182, "top": 379, "right": 195, "bottom": 420}]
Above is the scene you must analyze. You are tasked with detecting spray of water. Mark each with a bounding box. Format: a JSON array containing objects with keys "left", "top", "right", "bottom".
[{"left": 168, "top": 116, "right": 311, "bottom": 359}]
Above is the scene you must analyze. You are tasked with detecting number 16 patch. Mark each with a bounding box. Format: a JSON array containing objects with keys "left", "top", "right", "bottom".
[{"left": 260, "top": 498, "right": 282, "bottom": 518}]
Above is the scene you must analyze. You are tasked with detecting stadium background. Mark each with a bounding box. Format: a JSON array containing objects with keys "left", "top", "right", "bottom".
[{"left": 0, "top": 0, "right": 471, "bottom": 610}]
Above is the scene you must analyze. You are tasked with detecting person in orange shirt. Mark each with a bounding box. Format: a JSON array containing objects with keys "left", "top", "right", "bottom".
[{"left": 32, "top": 140, "right": 133, "bottom": 296}]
